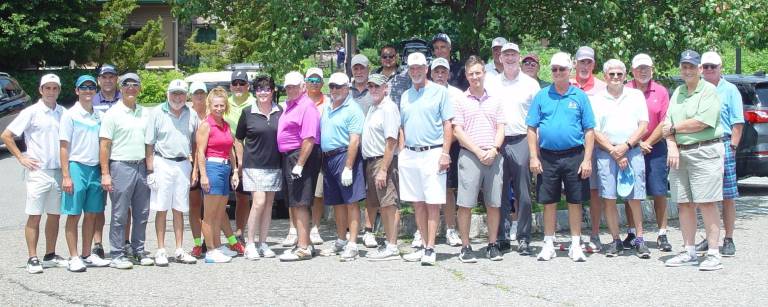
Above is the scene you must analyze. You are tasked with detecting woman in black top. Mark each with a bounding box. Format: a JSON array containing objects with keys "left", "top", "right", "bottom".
[{"left": 235, "top": 75, "right": 283, "bottom": 259}]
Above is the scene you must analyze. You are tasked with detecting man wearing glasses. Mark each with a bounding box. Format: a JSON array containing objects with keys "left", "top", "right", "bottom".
[
  {"left": 698, "top": 51, "right": 744, "bottom": 257},
  {"left": 521, "top": 54, "right": 550, "bottom": 88},
  {"left": 99, "top": 73, "right": 153, "bottom": 268},
  {"left": 484, "top": 42, "right": 540, "bottom": 255},
  {"left": 527, "top": 52, "right": 595, "bottom": 262},
  {"left": 484, "top": 37, "right": 507, "bottom": 78},
  {"left": 222, "top": 70, "right": 252, "bottom": 255},
  {"left": 372, "top": 45, "right": 401, "bottom": 82},
  {"left": 301, "top": 67, "right": 329, "bottom": 246}
]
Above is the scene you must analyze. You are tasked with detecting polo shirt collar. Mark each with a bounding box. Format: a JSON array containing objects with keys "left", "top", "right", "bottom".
[
  {"left": 328, "top": 94, "right": 353, "bottom": 113},
  {"left": 115, "top": 100, "right": 142, "bottom": 114},
  {"left": 465, "top": 88, "right": 489, "bottom": 102},
  {"left": 97, "top": 91, "right": 121, "bottom": 103},
  {"left": 286, "top": 92, "right": 307, "bottom": 107},
  {"left": 548, "top": 83, "right": 578, "bottom": 96},
  {"left": 680, "top": 80, "right": 707, "bottom": 97},
  {"left": 160, "top": 101, "right": 189, "bottom": 116},
  {"left": 600, "top": 88, "right": 628, "bottom": 101},
  {"left": 251, "top": 102, "right": 280, "bottom": 115},
  {"left": 572, "top": 75, "right": 595, "bottom": 91},
  {"left": 500, "top": 71, "right": 521, "bottom": 83},
  {"left": 72, "top": 101, "right": 97, "bottom": 117},
  {"left": 34, "top": 99, "right": 63, "bottom": 114}
]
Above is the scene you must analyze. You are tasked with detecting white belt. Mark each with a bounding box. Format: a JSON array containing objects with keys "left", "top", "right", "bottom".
[{"left": 206, "top": 157, "right": 229, "bottom": 164}]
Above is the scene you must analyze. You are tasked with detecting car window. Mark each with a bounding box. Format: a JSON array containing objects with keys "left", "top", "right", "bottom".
[{"left": 756, "top": 85, "right": 768, "bottom": 107}]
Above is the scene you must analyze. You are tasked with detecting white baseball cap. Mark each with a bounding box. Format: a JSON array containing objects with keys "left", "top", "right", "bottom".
[
  {"left": 431, "top": 57, "right": 450, "bottom": 70},
  {"left": 351, "top": 54, "right": 370, "bottom": 68},
  {"left": 305, "top": 67, "right": 324, "bottom": 79},
  {"left": 491, "top": 37, "right": 507, "bottom": 48},
  {"left": 701, "top": 51, "right": 722, "bottom": 66},
  {"left": 328, "top": 72, "right": 350, "bottom": 86},
  {"left": 550, "top": 52, "right": 573, "bottom": 68},
  {"left": 407, "top": 52, "right": 427, "bottom": 66},
  {"left": 283, "top": 71, "right": 304, "bottom": 86},
  {"left": 167, "top": 79, "right": 188, "bottom": 93},
  {"left": 631, "top": 53, "right": 654, "bottom": 68},
  {"left": 39, "top": 74, "right": 61, "bottom": 87},
  {"left": 500, "top": 42, "right": 519, "bottom": 53},
  {"left": 575, "top": 46, "right": 595, "bottom": 61},
  {"left": 189, "top": 81, "right": 207, "bottom": 94}
]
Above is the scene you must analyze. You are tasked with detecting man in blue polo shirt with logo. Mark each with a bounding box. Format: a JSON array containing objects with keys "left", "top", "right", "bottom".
[
  {"left": 527, "top": 51, "right": 595, "bottom": 262},
  {"left": 399, "top": 52, "right": 454, "bottom": 266},
  {"left": 318, "top": 73, "right": 366, "bottom": 262}
]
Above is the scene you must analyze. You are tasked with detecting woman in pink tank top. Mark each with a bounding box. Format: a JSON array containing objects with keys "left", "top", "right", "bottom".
[{"left": 195, "top": 87, "right": 238, "bottom": 263}]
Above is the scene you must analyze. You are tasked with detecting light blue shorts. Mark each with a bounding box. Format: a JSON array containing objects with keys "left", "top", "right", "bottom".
[
  {"left": 61, "top": 161, "right": 104, "bottom": 215},
  {"left": 596, "top": 147, "right": 646, "bottom": 200}
]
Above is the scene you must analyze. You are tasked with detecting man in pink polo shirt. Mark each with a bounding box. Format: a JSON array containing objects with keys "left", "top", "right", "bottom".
[
  {"left": 624, "top": 53, "right": 672, "bottom": 252},
  {"left": 571, "top": 45, "right": 607, "bottom": 252},
  {"left": 276, "top": 71, "right": 322, "bottom": 262}
]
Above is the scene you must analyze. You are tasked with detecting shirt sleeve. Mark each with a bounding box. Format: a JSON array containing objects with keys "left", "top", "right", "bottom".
[
  {"left": 729, "top": 85, "right": 745, "bottom": 125},
  {"left": 144, "top": 109, "right": 157, "bottom": 145},
  {"left": 299, "top": 103, "right": 320, "bottom": 141},
  {"left": 383, "top": 103, "right": 400, "bottom": 140},
  {"left": 347, "top": 103, "right": 365, "bottom": 134},
  {"left": 525, "top": 93, "right": 542, "bottom": 128},
  {"left": 657, "top": 85, "right": 670, "bottom": 125},
  {"left": 580, "top": 94, "right": 596, "bottom": 130},
  {"left": 235, "top": 107, "right": 248, "bottom": 141},
  {"left": 452, "top": 98, "right": 465, "bottom": 126},
  {"left": 59, "top": 110, "right": 73, "bottom": 143},
  {"left": 6, "top": 107, "right": 32, "bottom": 137},
  {"left": 635, "top": 92, "right": 650, "bottom": 123},
  {"left": 99, "top": 111, "right": 114, "bottom": 140},
  {"left": 693, "top": 86, "right": 721, "bottom": 128},
  {"left": 439, "top": 88, "right": 454, "bottom": 122}
]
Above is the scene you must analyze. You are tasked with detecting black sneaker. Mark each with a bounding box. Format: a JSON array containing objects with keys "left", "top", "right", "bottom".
[
  {"left": 486, "top": 243, "right": 503, "bottom": 261},
  {"left": 695, "top": 238, "right": 708, "bottom": 254},
  {"left": 657, "top": 234, "right": 672, "bottom": 252},
  {"left": 498, "top": 240, "right": 511, "bottom": 252},
  {"left": 458, "top": 246, "right": 477, "bottom": 263},
  {"left": 93, "top": 243, "right": 105, "bottom": 259},
  {"left": 517, "top": 241, "right": 531, "bottom": 256},
  {"left": 605, "top": 239, "right": 623, "bottom": 257},
  {"left": 721, "top": 237, "right": 736, "bottom": 257},
  {"left": 622, "top": 233, "right": 636, "bottom": 250},
  {"left": 635, "top": 241, "right": 651, "bottom": 259}
]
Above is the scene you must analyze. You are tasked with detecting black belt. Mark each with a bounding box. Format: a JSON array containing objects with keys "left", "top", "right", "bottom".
[
  {"left": 364, "top": 155, "right": 383, "bottom": 161},
  {"left": 504, "top": 135, "right": 526, "bottom": 143},
  {"left": 110, "top": 159, "right": 144, "bottom": 164},
  {"left": 405, "top": 145, "right": 442, "bottom": 152},
  {"left": 158, "top": 155, "right": 187, "bottom": 162},
  {"left": 323, "top": 147, "right": 347, "bottom": 158},
  {"left": 541, "top": 145, "right": 584, "bottom": 156},
  {"left": 678, "top": 138, "right": 722, "bottom": 150}
]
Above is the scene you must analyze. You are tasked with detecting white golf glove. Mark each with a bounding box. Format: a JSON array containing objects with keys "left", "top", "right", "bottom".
[
  {"left": 341, "top": 167, "right": 353, "bottom": 187},
  {"left": 146, "top": 173, "right": 159, "bottom": 190},
  {"left": 291, "top": 165, "right": 303, "bottom": 179}
]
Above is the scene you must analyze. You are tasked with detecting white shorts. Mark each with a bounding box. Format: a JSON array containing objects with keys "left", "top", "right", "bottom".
[
  {"left": 150, "top": 157, "right": 192, "bottom": 212},
  {"left": 398, "top": 147, "right": 446, "bottom": 204},
  {"left": 25, "top": 169, "right": 62, "bottom": 215}
]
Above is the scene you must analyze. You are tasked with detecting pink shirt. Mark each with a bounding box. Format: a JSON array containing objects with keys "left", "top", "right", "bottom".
[
  {"left": 626, "top": 79, "right": 670, "bottom": 140},
  {"left": 204, "top": 115, "right": 233, "bottom": 159},
  {"left": 452, "top": 89, "right": 505, "bottom": 150},
  {"left": 570, "top": 75, "right": 606, "bottom": 97},
  {"left": 277, "top": 92, "right": 320, "bottom": 153}
]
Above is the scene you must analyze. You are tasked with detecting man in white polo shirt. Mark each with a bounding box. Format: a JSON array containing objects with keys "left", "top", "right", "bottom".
[
  {"left": 2, "top": 74, "right": 68, "bottom": 274},
  {"left": 484, "top": 37, "right": 507, "bottom": 78},
  {"left": 59, "top": 75, "right": 112, "bottom": 272},
  {"left": 146, "top": 79, "right": 200, "bottom": 266}
]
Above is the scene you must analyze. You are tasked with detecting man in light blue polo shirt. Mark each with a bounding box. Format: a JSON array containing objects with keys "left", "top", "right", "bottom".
[
  {"left": 318, "top": 72, "right": 366, "bottom": 261},
  {"left": 699, "top": 51, "right": 744, "bottom": 257},
  {"left": 526, "top": 52, "right": 595, "bottom": 262},
  {"left": 399, "top": 52, "right": 454, "bottom": 266}
]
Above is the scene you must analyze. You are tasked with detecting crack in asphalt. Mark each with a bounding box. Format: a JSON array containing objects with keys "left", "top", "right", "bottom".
[{"left": 0, "top": 272, "right": 109, "bottom": 306}]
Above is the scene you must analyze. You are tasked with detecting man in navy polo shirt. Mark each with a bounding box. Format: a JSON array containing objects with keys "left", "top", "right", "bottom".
[
  {"left": 318, "top": 73, "right": 366, "bottom": 262},
  {"left": 526, "top": 52, "right": 595, "bottom": 262}
]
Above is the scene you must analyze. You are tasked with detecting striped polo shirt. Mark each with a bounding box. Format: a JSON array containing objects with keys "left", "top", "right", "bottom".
[{"left": 452, "top": 89, "right": 505, "bottom": 150}]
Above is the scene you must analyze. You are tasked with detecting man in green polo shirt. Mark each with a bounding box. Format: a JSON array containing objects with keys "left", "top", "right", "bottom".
[{"left": 662, "top": 50, "right": 724, "bottom": 271}]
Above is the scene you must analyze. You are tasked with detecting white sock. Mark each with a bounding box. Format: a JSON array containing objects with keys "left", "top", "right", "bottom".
[
  {"left": 347, "top": 242, "right": 357, "bottom": 248},
  {"left": 685, "top": 245, "right": 696, "bottom": 258},
  {"left": 288, "top": 228, "right": 297, "bottom": 235},
  {"left": 571, "top": 236, "right": 581, "bottom": 247},
  {"left": 511, "top": 221, "right": 518, "bottom": 228},
  {"left": 628, "top": 228, "right": 636, "bottom": 234},
  {"left": 707, "top": 248, "right": 719, "bottom": 256},
  {"left": 338, "top": 239, "right": 348, "bottom": 245},
  {"left": 544, "top": 236, "right": 554, "bottom": 247},
  {"left": 387, "top": 242, "right": 399, "bottom": 251},
  {"left": 658, "top": 228, "right": 667, "bottom": 236}
]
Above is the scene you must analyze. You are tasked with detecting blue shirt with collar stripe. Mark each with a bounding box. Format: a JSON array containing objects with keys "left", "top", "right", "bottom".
[{"left": 526, "top": 84, "right": 595, "bottom": 151}]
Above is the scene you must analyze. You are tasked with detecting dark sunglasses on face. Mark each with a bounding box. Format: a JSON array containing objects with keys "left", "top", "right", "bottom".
[
  {"left": 122, "top": 82, "right": 140, "bottom": 88},
  {"left": 380, "top": 54, "right": 395, "bottom": 60},
  {"left": 523, "top": 61, "right": 538, "bottom": 67},
  {"left": 305, "top": 77, "right": 323, "bottom": 84},
  {"left": 702, "top": 64, "right": 719, "bottom": 70},
  {"left": 231, "top": 80, "right": 248, "bottom": 86},
  {"left": 78, "top": 85, "right": 97, "bottom": 91},
  {"left": 329, "top": 84, "right": 346, "bottom": 90},
  {"left": 608, "top": 72, "right": 625, "bottom": 78},
  {"left": 551, "top": 67, "right": 568, "bottom": 72}
]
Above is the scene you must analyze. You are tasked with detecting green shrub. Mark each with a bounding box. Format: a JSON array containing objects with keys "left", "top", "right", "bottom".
[{"left": 136, "top": 70, "right": 185, "bottom": 105}]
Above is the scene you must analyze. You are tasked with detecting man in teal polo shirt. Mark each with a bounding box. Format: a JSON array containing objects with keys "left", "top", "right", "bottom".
[
  {"left": 526, "top": 52, "right": 595, "bottom": 263},
  {"left": 662, "top": 50, "right": 724, "bottom": 271}
]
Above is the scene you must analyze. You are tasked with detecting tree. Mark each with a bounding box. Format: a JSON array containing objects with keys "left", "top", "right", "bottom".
[
  {"left": 93, "top": 0, "right": 165, "bottom": 72},
  {"left": 113, "top": 17, "right": 166, "bottom": 72},
  {"left": 0, "top": 0, "right": 100, "bottom": 69}
]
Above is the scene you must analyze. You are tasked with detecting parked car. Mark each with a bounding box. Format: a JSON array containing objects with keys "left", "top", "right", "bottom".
[
  {"left": 727, "top": 73, "right": 768, "bottom": 178},
  {"left": 0, "top": 72, "right": 33, "bottom": 150}
]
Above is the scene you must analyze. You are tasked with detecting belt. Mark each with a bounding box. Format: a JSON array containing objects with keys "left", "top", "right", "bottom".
[
  {"left": 323, "top": 147, "right": 347, "bottom": 158},
  {"left": 405, "top": 145, "right": 442, "bottom": 152},
  {"left": 541, "top": 145, "right": 584, "bottom": 156},
  {"left": 504, "top": 135, "right": 526, "bottom": 143},
  {"left": 158, "top": 155, "right": 187, "bottom": 162},
  {"left": 677, "top": 138, "right": 722, "bottom": 150},
  {"left": 206, "top": 157, "right": 229, "bottom": 164},
  {"left": 364, "top": 155, "right": 383, "bottom": 161},
  {"left": 111, "top": 159, "right": 144, "bottom": 164}
]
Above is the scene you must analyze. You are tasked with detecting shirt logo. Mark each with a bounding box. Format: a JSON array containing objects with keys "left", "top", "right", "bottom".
[{"left": 568, "top": 101, "right": 578, "bottom": 109}]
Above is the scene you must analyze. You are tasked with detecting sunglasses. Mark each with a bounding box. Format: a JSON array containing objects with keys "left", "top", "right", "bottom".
[
  {"left": 551, "top": 67, "right": 569, "bottom": 72},
  {"left": 702, "top": 64, "right": 719, "bottom": 70},
  {"left": 522, "top": 61, "right": 538, "bottom": 67},
  {"left": 122, "top": 82, "right": 140, "bottom": 88},
  {"left": 607, "top": 72, "right": 625, "bottom": 78},
  {"left": 231, "top": 80, "right": 248, "bottom": 87},
  {"left": 329, "top": 84, "right": 347, "bottom": 90},
  {"left": 255, "top": 87, "right": 272, "bottom": 93},
  {"left": 381, "top": 54, "right": 395, "bottom": 60},
  {"left": 305, "top": 77, "right": 323, "bottom": 84},
  {"left": 77, "top": 85, "right": 97, "bottom": 91}
]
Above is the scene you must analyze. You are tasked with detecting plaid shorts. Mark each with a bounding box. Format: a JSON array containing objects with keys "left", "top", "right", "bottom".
[
  {"left": 723, "top": 139, "right": 739, "bottom": 199},
  {"left": 243, "top": 168, "right": 282, "bottom": 192}
]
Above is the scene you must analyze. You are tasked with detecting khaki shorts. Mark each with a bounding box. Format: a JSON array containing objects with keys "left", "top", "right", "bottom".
[
  {"left": 364, "top": 157, "right": 399, "bottom": 208},
  {"left": 669, "top": 141, "right": 724, "bottom": 204},
  {"left": 314, "top": 172, "right": 324, "bottom": 198}
]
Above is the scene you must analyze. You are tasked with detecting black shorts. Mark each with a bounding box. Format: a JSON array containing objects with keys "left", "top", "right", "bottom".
[
  {"left": 536, "top": 146, "right": 589, "bottom": 204},
  {"left": 282, "top": 147, "right": 320, "bottom": 207},
  {"left": 446, "top": 142, "right": 460, "bottom": 189}
]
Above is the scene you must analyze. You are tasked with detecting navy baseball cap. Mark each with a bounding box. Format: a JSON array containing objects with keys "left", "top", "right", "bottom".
[
  {"left": 679, "top": 50, "right": 701, "bottom": 66},
  {"left": 99, "top": 64, "right": 117, "bottom": 76}
]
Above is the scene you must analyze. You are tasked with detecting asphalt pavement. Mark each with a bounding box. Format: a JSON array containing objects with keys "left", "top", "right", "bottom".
[{"left": 0, "top": 151, "right": 766, "bottom": 306}]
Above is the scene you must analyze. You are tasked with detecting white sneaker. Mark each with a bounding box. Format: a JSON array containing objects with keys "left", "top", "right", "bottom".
[
  {"left": 367, "top": 245, "right": 401, "bottom": 261},
  {"left": 320, "top": 240, "right": 347, "bottom": 256},
  {"left": 67, "top": 256, "right": 86, "bottom": 272},
  {"left": 155, "top": 249, "right": 169, "bottom": 267},
  {"left": 245, "top": 243, "right": 261, "bottom": 260},
  {"left": 217, "top": 245, "right": 237, "bottom": 257},
  {"left": 340, "top": 243, "right": 358, "bottom": 261},
  {"left": 204, "top": 249, "right": 232, "bottom": 263},
  {"left": 258, "top": 243, "right": 276, "bottom": 258},
  {"left": 411, "top": 230, "right": 423, "bottom": 248},
  {"left": 138, "top": 255, "right": 155, "bottom": 266},
  {"left": 420, "top": 249, "right": 436, "bottom": 266},
  {"left": 537, "top": 244, "right": 556, "bottom": 261},
  {"left": 403, "top": 248, "right": 424, "bottom": 262},
  {"left": 83, "top": 254, "right": 110, "bottom": 267},
  {"left": 278, "top": 247, "right": 312, "bottom": 262},
  {"left": 569, "top": 245, "right": 587, "bottom": 262},
  {"left": 174, "top": 249, "right": 197, "bottom": 264},
  {"left": 446, "top": 228, "right": 461, "bottom": 247},
  {"left": 282, "top": 229, "right": 298, "bottom": 247},
  {"left": 310, "top": 226, "right": 324, "bottom": 245},
  {"left": 665, "top": 252, "right": 698, "bottom": 267},
  {"left": 509, "top": 222, "right": 518, "bottom": 241},
  {"left": 363, "top": 232, "right": 378, "bottom": 248},
  {"left": 109, "top": 256, "right": 134, "bottom": 269},
  {"left": 42, "top": 254, "right": 69, "bottom": 268},
  {"left": 26, "top": 257, "right": 43, "bottom": 274}
]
